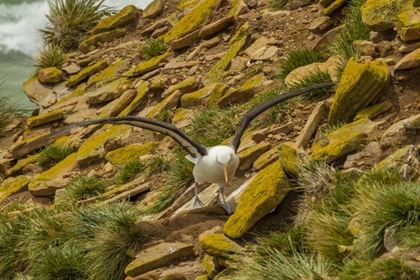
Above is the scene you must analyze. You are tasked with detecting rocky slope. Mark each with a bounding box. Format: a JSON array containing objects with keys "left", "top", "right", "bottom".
[{"left": 1, "top": 0, "right": 420, "bottom": 279}]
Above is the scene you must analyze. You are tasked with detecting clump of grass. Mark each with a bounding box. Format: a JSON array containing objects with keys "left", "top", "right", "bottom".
[
  {"left": 30, "top": 245, "right": 88, "bottom": 280},
  {"left": 155, "top": 108, "right": 174, "bottom": 123},
  {"left": 269, "top": 0, "right": 291, "bottom": 10},
  {"left": 33, "top": 45, "right": 67, "bottom": 74},
  {"left": 64, "top": 176, "right": 107, "bottom": 203},
  {"left": 288, "top": 70, "right": 334, "bottom": 103},
  {"left": 79, "top": 202, "right": 143, "bottom": 280},
  {"left": 141, "top": 38, "right": 166, "bottom": 60},
  {"left": 115, "top": 160, "right": 144, "bottom": 184},
  {"left": 39, "top": 0, "right": 114, "bottom": 51},
  {"left": 146, "top": 156, "right": 170, "bottom": 174},
  {"left": 229, "top": 247, "right": 333, "bottom": 280},
  {"left": 328, "top": 0, "right": 370, "bottom": 77},
  {"left": 187, "top": 107, "right": 239, "bottom": 147},
  {"left": 339, "top": 257, "right": 420, "bottom": 280},
  {"left": 277, "top": 48, "right": 325, "bottom": 80},
  {"left": 351, "top": 180, "right": 420, "bottom": 259},
  {"left": 37, "top": 144, "right": 77, "bottom": 167}
]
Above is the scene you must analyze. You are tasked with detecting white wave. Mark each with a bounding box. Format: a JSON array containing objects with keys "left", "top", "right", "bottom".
[{"left": 0, "top": 0, "right": 152, "bottom": 57}]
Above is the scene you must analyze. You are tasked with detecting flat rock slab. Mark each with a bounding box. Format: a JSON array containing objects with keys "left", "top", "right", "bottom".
[{"left": 125, "top": 242, "right": 194, "bottom": 277}]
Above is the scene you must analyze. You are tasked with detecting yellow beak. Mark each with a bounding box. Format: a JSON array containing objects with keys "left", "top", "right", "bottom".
[{"left": 224, "top": 166, "right": 229, "bottom": 186}]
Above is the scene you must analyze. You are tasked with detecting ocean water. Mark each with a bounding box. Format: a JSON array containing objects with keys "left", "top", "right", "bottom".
[{"left": 0, "top": 0, "right": 152, "bottom": 109}]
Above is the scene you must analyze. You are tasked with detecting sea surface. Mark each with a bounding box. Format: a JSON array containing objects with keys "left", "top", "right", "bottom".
[{"left": 0, "top": 0, "right": 152, "bottom": 109}]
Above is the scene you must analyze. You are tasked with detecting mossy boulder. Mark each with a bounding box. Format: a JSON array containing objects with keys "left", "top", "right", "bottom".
[
  {"left": 38, "top": 67, "right": 63, "bottom": 83},
  {"left": 203, "top": 21, "right": 249, "bottom": 85},
  {"left": 180, "top": 83, "right": 228, "bottom": 108},
  {"left": 87, "top": 59, "right": 128, "bottom": 87},
  {"left": 217, "top": 73, "right": 265, "bottom": 107},
  {"left": 354, "top": 100, "right": 393, "bottom": 121},
  {"left": 161, "top": 76, "right": 197, "bottom": 99},
  {"left": 278, "top": 143, "right": 299, "bottom": 179},
  {"left": 397, "top": 8, "right": 420, "bottom": 41},
  {"left": 224, "top": 160, "right": 290, "bottom": 238},
  {"left": 22, "top": 76, "right": 55, "bottom": 109},
  {"left": 361, "top": 0, "right": 412, "bottom": 31},
  {"left": 86, "top": 77, "right": 132, "bottom": 105},
  {"left": 328, "top": 58, "right": 389, "bottom": 125},
  {"left": 91, "top": 5, "right": 139, "bottom": 34},
  {"left": 26, "top": 110, "right": 64, "bottom": 128},
  {"left": 78, "top": 29, "right": 126, "bottom": 54},
  {"left": 162, "top": 0, "right": 221, "bottom": 42},
  {"left": 118, "top": 81, "right": 150, "bottom": 116},
  {"left": 310, "top": 118, "right": 376, "bottom": 163},
  {"left": 124, "top": 52, "right": 169, "bottom": 77},
  {"left": 105, "top": 142, "right": 158, "bottom": 165},
  {"left": 323, "top": 0, "right": 347, "bottom": 16},
  {"left": 0, "top": 175, "right": 30, "bottom": 201},
  {"left": 199, "top": 233, "right": 243, "bottom": 260},
  {"left": 6, "top": 153, "right": 39, "bottom": 177},
  {"left": 65, "top": 59, "right": 108, "bottom": 88},
  {"left": 147, "top": 90, "right": 182, "bottom": 119},
  {"left": 28, "top": 153, "right": 78, "bottom": 196},
  {"left": 76, "top": 124, "right": 132, "bottom": 166}
]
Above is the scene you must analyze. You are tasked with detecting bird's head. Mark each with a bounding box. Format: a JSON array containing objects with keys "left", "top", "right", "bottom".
[{"left": 216, "top": 152, "right": 234, "bottom": 186}]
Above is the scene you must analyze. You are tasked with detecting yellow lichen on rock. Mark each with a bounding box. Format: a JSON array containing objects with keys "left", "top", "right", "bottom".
[
  {"left": 6, "top": 153, "right": 39, "bottom": 177},
  {"left": 0, "top": 175, "right": 30, "bottom": 201},
  {"left": 224, "top": 160, "right": 289, "bottom": 238},
  {"left": 76, "top": 125, "right": 132, "bottom": 166},
  {"left": 328, "top": 58, "right": 389, "bottom": 125},
  {"left": 91, "top": 5, "right": 139, "bottom": 34},
  {"left": 118, "top": 81, "right": 149, "bottom": 116},
  {"left": 65, "top": 59, "right": 109, "bottom": 88},
  {"left": 354, "top": 100, "right": 393, "bottom": 121},
  {"left": 162, "top": 0, "right": 220, "bottom": 42},
  {"left": 78, "top": 29, "right": 126, "bottom": 54},
  {"left": 181, "top": 83, "right": 228, "bottom": 108},
  {"left": 88, "top": 59, "right": 127, "bottom": 86},
  {"left": 397, "top": 8, "right": 420, "bottom": 41},
  {"left": 26, "top": 110, "right": 64, "bottom": 128},
  {"left": 203, "top": 21, "right": 249, "bottom": 85},
  {"left": 361, "top": 0, "right": 412, "bottom": 31},
  {"left": 199, "top": 233, "right": 243, "bottom": 259},
  {"left": 124, "top": 52, "right": 169, "bottom": 77},
  {"left": 277, "top": 143, "right": 299, "bottom": 179},
  {"left": 105, "top": 142, "right": 158, "bottom": 165}
]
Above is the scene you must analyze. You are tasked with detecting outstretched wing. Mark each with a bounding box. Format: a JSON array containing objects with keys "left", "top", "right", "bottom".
[
  {"left": 230, "top": 82, "right": 337, "bottom": 152},
  {"left": 54, "top": 116, "right": 208, "bottom": 158}
]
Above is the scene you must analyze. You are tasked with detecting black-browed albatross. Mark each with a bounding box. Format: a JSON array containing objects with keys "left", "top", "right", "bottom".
[{"left": 53, "top": 82, "right": 336, "bottom": 214}]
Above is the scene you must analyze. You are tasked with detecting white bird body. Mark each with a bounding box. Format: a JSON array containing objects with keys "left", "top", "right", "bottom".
[
  {"left": 190, "top": 145, "right": 239, "bottom": 185},
  {"left": 51, "top": 82, "right": 336, "bottom": 214}
]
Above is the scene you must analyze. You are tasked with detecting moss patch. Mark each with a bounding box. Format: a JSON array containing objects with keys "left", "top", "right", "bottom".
[
  {"left": 118, "top": 81, "right": 150, "bottom": 116},
  {"left": 181, "top": 83, "right": 228, "bottom": 108},
  {"left": 91, "top": 5, "right": 139, "bottom": 34},
  {"left": 87, "top": 59, "right": 128, "bottom": 86},
  {"left": 105, "top": 142, "right": 158, "bottom": 165},
  {"left": 65, "top": 59, "right": 108, "bottom": 88},
  {"left": 217, "top": 73, "right": 265, "bottom": 107},
  {"left": 76, "top": 125, "right": 132, "bottom": 166},
  {"left": 78, "top": 29, "right": 126, "bottom": 54},
  {"left": 199, "top": 233, "right": 242, "bottom": 259},
  {"left": 26, "top": 110, "right": 64, "bottom": 128},
  {"left": 6, "top": 154, "right": 39, "bottom": 177},
  {"left": 361, "top": 0, "right": 412, "bottom": 31},
  {"left": 278, "top": 143, "right": 299, "bottom": 179},
  {"left": 328, "top": 58, "right": 389, "bottom": 125},
  {"left": 124, "top": 52, "right": 169, "bottom": 77},
  {"left": 0, "top": 175, "right": 30, "bottom": 201},
  {"left": 397, "top": 8, "right": 420, "bottom": 41},
  {"left": 224, "top": 160, "right": 289, "bottom": 238},
  {"left": 203, "top": 21, "right": 249, "bottom": 85},
  {"left": 162, "top": 0, "right": 220, "bottom": 42},
  {"left": 354, "top": 100, "right": 393, "bottom": 121}
]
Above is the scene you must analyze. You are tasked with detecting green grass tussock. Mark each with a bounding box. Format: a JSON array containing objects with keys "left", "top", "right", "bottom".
[
  {"left": 115, "top": 159, "right": 144, "bottom": 184},
  {"left": 39, "top": 0, "right": 114, "bottom": 51},
  {"left": 37, "top": 144, "right": 78, "bottom": 167},
  {"left": 33, "top": 45, "right": 67, "bottom": 74},
  {"left": 141, "top": 38, "right": 167, "bottom": 60},
  {"left": 277, "top": 48, "right": 325, "bottom": 80},
  {"left": 62, "top": 175, "right": 107, "bottom": 204}
]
